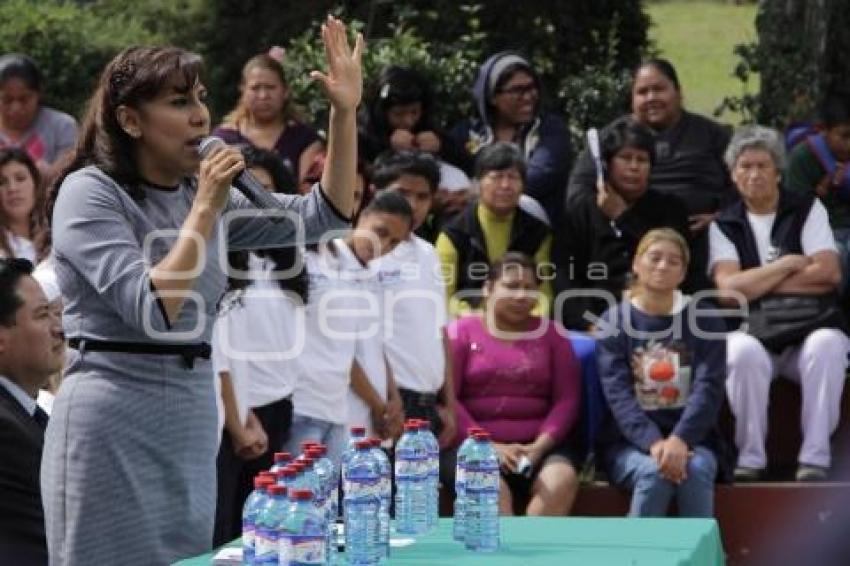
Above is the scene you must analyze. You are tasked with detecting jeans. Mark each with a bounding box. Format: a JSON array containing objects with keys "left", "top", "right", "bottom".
[
  {"left": 284, "top": 414, "right": 348, "bottom": 469},
  {"left": 607, "top": 444, "right": 717, "bottom": 517}
]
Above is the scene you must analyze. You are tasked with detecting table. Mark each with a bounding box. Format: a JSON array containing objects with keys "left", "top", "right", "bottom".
[{"left": 175, "top": 516, "right": 725, "bottom": 566}]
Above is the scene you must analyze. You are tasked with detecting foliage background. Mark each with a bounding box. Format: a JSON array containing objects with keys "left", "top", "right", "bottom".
[
  {"left": 718, "top": 0, "right": 850, "bottom": 127},
  {"left": 2, "top": 0, "right": 651, "bottom": 150}
]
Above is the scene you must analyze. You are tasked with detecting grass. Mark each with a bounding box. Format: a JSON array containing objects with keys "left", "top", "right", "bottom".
[{"left": 646, "top": 0, "right": 759, "bottom": 125}]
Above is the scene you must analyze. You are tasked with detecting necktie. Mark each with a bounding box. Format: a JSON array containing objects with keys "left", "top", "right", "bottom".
[{"left": 33, "top": 406, "right": 49, "bottom": 431}]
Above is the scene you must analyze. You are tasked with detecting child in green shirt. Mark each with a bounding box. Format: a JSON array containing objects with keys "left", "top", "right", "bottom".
[{"left": 786, "top": 95, "right": 850, "bottom": 294}]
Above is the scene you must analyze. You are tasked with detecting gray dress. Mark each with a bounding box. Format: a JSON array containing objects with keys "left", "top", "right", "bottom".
[{"left": 41, "top": 166, "right": 349, "bottom": 565}]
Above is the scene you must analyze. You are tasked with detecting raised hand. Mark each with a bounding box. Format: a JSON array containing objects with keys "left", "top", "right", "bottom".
[{"left": 310, "top": 15, "right": 365, "bottom": 112}]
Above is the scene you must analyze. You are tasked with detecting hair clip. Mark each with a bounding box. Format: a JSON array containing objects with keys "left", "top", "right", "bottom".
[{"left": 268, "top": 46, "right": 286, "bottom": 64}]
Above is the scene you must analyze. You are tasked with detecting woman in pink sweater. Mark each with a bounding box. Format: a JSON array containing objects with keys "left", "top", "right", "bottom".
[{"left": 447, "top": 252, "right": 582, "bottom": 515}]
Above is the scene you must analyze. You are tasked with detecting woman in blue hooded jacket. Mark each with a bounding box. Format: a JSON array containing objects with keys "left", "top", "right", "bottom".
[{"left": 450, "top": 52, "right": 572, "bottom": 225}]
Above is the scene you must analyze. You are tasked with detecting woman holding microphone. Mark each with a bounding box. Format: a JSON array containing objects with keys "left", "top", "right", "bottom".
[{"left": 41, "top": 17, "right": 363, "bottom": 565}]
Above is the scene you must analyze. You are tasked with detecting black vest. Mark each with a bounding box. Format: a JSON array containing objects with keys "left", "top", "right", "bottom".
[
  {"left": 714, "top": 189, "right": 815, "bottom": 270},
  {"left": 441, "top": 201, "right": 550, "bottom": 297}
]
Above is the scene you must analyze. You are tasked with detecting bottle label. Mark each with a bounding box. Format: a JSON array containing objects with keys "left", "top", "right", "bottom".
[
  {"left": 279, "top": 534, "right": 326, "bottom": 564},
  {"left": 466, "top": 467, "right": 499, "bottom": 491},
  {"left": 344, "top": 477, "right": 379, "bottom": 496},
  {"left": 395, "top": 454, "right": 428, "bottom": 478},
  {"left": 255, "top": 527, "right": 279, "bottom": 561},
  {"left": 242, "top": 524, "right": 255, "bottom": 549}
]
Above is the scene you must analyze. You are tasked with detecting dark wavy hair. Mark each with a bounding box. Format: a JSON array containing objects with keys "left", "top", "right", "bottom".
[
  {"left": 600, "top": 117, "right": 656, "bottom": 167},
  {"left": 0, "top": 148, "right": 49, "bottom": 261},
  {"left": 633, "top": 58, "right": 681, "bottom": 92},
  {"left": 0, "top": 53, "right": 43, "bottom": 92},
  {"left": 48, "top": 45, "right": 204, "bottom": 216},
  {"left": 372, "top": 149, "right": 440, "bottom": 193},
  {"left": 486, "top": 251, "right": 540, "bottom": 285},
  {"left": 0, "top": 257, "right": 34, "bottom": 327},
  {"left": 473, "top": 141, "right": 527, "bottom": 180},
  {"left": 366, "top": 66, "right": 435, "bottom": 136}
]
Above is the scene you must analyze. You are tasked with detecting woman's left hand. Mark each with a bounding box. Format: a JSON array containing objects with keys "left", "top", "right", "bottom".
[{"left": 310, "top": 16, "right": 364, "bottom": 112}]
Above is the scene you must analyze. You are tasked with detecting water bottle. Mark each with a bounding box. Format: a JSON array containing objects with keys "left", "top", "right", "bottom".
[
  {"left": 243, "top": 475, "right": 276, "bottom": 565},
  {"left": 394, "top": 421, "right": 429, "bottom": 536},
  {"left": 255, "top": 485, "right": 290, "bottom": 565},
  {"left": 416, "top": 420, "right": 440, "bottom": 530},
  {"left": 279, "top": 488, "right": 327, "bottom": 566},
  {"left": 306, "top": 445, "right": 336, "bottom": 563},
  {"left": 342, "top": 426, "right": 367, "bottom": 479},
  {"left": 344, "top": 440, "right": 381, "bottom": 565},
  {"left": 271, "top": 452, "right": 293, "bottom": 473},
  {"left": 367, "top": 438, "right": 391, "bottom": 560},
  {"left": 452, "top": 427, "right": 484, "bottom": 542},
  {"left": 464, "top": 431, "right": 499, "bottom": 552},
  {"left": 314, "top": 444, "right": 339, "bottom": 520},
  {"left": 290, "top": 462, "right": 306, "bottom": 485},
  {"left": 276, "top": 467, "right": 298, "bottom": 490},
  {"left": 298, "top": 459, "right": 320, "bottom": 503}
]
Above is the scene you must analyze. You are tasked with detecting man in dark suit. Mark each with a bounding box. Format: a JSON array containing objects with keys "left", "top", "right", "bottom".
[{"left": 0, "top": 259, "right": 65, "bottom": 566}]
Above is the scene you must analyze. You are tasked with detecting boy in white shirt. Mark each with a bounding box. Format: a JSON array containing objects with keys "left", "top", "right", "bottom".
[{"left": 369, "top": 150, "right": 457, "bottom": 446}]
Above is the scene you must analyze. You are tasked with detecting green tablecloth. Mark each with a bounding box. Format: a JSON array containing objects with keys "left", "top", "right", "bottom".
[{"left": 175, "top": 516, "right": 725, "bottom": 566}]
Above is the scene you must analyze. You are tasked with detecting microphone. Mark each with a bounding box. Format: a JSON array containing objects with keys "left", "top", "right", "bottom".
[{"left": 198, "top": 136, "right": 287, "bottom": 220}]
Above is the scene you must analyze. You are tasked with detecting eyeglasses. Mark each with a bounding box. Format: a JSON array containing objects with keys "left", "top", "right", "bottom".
[{"left": 496, "top": 83, "right": 538, "bottom": 99}]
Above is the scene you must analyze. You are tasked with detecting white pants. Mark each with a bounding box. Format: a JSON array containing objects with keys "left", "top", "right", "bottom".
[{"left": 726, "top": 329, "right": 850, "bottom": 469}]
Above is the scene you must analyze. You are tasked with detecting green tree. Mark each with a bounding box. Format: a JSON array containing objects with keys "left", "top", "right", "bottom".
[
  {"left": 197, "top": 0, "right": 649, "bottom": 145},
  {"left": 720, "top": 0, "right": 850, "bottom": 126},
  {"left": 0, "top": 0, "right": 160, "bottom": 117}
]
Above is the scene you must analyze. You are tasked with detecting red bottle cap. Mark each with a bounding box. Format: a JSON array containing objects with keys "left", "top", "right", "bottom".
[
  {"left": 290, "top": 489, "right": 314, "bottom": 501},
  {"left": 273, "top": 452, "right": 292, "bottom": 463},
  {"left": 268, "top": 485, "right": 287, "bottom": 497},
  {"left": 254, "top": 475, "right": 274, "bottom": 489}
]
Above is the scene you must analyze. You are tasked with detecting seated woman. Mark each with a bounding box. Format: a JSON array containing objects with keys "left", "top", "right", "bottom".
[
  {"left": 450, "top": 52, "right": 571, "bottom": 225},
  {"left": 213, "top": 52, "right": 323, "bottom": 185},
  {"left": 596, "top": 228, "right": 726, "bottom": 517},
  {"left": 0, "top": 54, "right": 78, "bottom": 181},
  {"left": 709, "top": 125, "right": 849, "bottom": 482},
  {"left": 358, "top": 65, "right": 464, "bottom": 166},
  {"left": 0, "top": 147, "right": 49, "bottom": 262},
  {"left": 554, "top": 118, "right": 689, "bottom": 331},
  {"left": 436, "top": 142, "right": 553, "bottom": 316},
  {"left": 567, "top": 59, "right": 735, "bottom": 291},
  {"left": 447, "top": 252, "right": 581, "bottom": 516}
]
